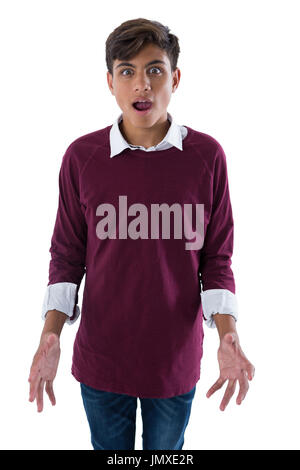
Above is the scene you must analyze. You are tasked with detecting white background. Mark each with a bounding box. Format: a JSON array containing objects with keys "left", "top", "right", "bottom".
[{"left": 1, "top": 0, "right": 299, "bottom": 450}]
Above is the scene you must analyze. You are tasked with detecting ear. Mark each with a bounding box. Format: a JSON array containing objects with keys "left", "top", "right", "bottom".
[
  {"left": 107, "top": 71, "right": 114, "bottom": 95},
  {"left": 172, "top": 68, "right": 181, "bottom": 92}
]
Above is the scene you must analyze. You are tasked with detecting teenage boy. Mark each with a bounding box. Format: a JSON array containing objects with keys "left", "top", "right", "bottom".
[{"left": 28, "top": 18, "right": 255, "bottom": 450}]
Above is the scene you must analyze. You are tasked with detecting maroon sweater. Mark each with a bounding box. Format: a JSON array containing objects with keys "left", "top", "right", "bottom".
[{"left": 47, "top": 123, "right": 235, "bottom": 398}]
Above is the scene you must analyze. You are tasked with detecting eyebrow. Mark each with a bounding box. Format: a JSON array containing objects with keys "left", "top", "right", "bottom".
[{"left": 115, "top": 59, "right": 166, "bottom": 69}]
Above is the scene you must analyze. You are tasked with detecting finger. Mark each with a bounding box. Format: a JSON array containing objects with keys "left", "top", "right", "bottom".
[
  {"left": 29, "top": 368, "right": 42, "bottom": 402},
  {"left": 36, "top": 378, "right": 45, "bottom": 412},
  {"left": 28, "top": 350, "right": 44, "bottom": 386},
  {"left": 236, "top": 371, "right": 249, "bottom": 405},
  {"left": 206, "top": 377, "right": 226, "bottom": 398},
  {"left": 220, "top": 379, "right": 237, "bottom": 411},
  {"left": 28, "top": 361, "right": 41, "bottom": 385},
  {"left": 45, "top": 380, "right": 56, "bottom": 406},
  {"left": 246, "top": 363, "right": 255, "bottom": 381}
]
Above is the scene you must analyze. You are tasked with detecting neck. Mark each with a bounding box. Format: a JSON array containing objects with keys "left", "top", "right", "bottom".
[{"left": 119, "top": 115, "right": 171, "bottom": 149}]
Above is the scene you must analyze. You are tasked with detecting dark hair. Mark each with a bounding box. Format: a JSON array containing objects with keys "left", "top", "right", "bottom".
[{"left": 105, "top": 18, "right": 180, "bottom": 76}]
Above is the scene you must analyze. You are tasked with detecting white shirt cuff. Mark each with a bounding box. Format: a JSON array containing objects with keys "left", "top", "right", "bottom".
[
  {"left": 41, "top": 282, "right": 80, "bottom": 325},
  {"left": 200, "top": 288, "right": 238, "bottom": 328}
]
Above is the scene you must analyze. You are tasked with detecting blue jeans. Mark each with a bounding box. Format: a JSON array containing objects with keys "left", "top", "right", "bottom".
[{"left": 80, "top": 382, "right": 196, "bottom": 450}]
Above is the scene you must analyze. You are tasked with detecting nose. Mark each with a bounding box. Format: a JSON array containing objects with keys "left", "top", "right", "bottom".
[{"left": 133, "top": 72, "right": 151, "bottom": 91}]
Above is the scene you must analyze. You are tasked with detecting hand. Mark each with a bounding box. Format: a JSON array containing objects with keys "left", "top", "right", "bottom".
[
  {"left": 206, "top": 332, "right": 255, "bottom": 411},
  {"left": 28, "top": 332, "right": 61, "bottom": 412}
]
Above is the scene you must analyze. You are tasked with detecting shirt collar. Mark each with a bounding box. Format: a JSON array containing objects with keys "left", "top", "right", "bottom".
[{"left": 109, "top": 112, "right": 184, "bottom": 158}]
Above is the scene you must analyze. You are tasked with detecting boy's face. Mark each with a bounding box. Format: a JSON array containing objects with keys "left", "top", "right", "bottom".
[{"left": 107, "top": 43, "right": 180, "bottom": 128}]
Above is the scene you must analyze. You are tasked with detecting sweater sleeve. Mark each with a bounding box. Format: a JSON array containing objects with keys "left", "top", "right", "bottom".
[
  {"left": 199, "top": 143, "right": 238, "bottom": 328},
  {"left": 41, "top": 143, "right": 87, "bottom": 325}
]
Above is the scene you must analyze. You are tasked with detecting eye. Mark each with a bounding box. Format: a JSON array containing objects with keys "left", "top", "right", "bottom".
[
  {"left": 148, "top": 66, "right": 162, "bottom": 74},
  {"left": 120, "top": 66, "right": 163, "bottom": 76},
  {"left": 120, "top": 69, "right": 132, "bottom": 76}
]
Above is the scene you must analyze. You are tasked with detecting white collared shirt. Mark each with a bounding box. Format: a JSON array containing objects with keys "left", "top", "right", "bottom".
[
  {"left": 41, "top": 112, "right": 238, "bottom": 328},
  {"left": 109, "top": 112, "right": 187, "bottom": 157}
]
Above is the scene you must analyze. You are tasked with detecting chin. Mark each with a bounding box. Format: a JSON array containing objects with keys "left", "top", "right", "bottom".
[{"left": 126, "top": 112, "right": 156, "bottom": 127}]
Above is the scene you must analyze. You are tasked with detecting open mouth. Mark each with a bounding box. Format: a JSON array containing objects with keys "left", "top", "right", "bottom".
[{"left": 132, "top": 101, "right": 153, "bottom": 113}]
